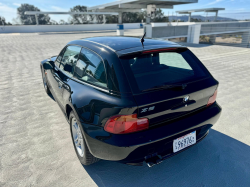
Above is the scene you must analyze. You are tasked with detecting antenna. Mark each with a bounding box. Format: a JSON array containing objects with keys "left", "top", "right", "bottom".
[{"left": 141, "top": 32, "right": 146, "bottom": 48}]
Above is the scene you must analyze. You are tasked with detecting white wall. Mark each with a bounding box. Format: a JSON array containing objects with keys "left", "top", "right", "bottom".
[
  {"left": 152, "top": 21, "right": 250, "bottom": 27},
  {"left": 151, "top": 22, "right": 195, "bottom": 27},
  {"left": 0, "top": 23, "right": 142, "bottom": 33},
  {"left": 123, "top": 23, "right": 143, "bottom": 29}
]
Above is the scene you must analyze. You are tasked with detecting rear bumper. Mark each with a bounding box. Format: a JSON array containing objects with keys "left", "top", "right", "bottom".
[
  {"left": 84, "top": 103, "right": 222, "bottom": 162},
  {"left": 145, "top": 130, "right": 209, "bottom": 167}
]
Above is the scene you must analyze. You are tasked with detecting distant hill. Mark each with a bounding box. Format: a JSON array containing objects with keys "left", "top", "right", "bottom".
[{"left": 168, "top": 15, "right": 237, "bottom": 22}]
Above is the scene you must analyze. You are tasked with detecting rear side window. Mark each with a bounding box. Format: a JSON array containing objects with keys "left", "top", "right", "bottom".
[
  {"left": 73, "top": 48, "right": 107, "bottom": 88},
  {"left": 59, "top": 46, "right": 81, "bottom": 76},
  {"left": 120, "top": 49, "right": 210, "bottom": 92}
]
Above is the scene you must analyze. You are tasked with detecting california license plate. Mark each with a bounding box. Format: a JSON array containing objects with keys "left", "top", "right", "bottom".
[{"left": 173, "top": 131, "right": 196, "bottom": 153}]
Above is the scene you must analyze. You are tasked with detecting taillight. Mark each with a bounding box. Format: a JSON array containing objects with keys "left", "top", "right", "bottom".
[
  {"left": 104, "top": 114, "right": 149, "bottom": 134},
  {"left": 207, "top": 90, "right": 217, "bottom": 107}
]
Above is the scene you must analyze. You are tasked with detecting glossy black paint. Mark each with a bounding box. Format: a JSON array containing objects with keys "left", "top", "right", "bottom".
[
  {"left": 42, "top": 61, "right": 54, "bottom": 70},
  {"left": 85, "top": 36, "right": 178, "bottom": 51},
  {"left": 40, "top": 37, "right": 222, "bottom": 165}
]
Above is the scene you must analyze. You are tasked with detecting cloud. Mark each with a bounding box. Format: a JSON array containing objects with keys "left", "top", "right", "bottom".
[
  {"left": 13, "top": 3, "right": 21, "bottom": 6},
  {"left": 205, "top": 0, "right": 224, "bottom": 6},
  {"left": 0, "top": 3, "right": 17, "bottom": 22},
  {"left": 51, "top": 6, "right": 68, "bottom": 12}
]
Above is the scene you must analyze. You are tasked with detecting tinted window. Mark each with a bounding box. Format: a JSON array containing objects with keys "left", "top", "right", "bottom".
[
  {"left": 59, "top": 46, "right": 81, "bottom": 76},
  {"left": 55, "top": 48, "right": 65, "bottom": 67},
  {"left": 74, "top": 48, "right": 107, "bottom": 88},
  {"left": 121, "top": 49, "right": 209, "bottom": 92},
  {"left": 159, "top": 53, "right": 192, "bottom": 70}
]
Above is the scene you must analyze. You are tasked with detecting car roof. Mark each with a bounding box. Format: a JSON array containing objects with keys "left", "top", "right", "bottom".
[{"left": 77, "top": 36, "right": 182, "bottom": 51}]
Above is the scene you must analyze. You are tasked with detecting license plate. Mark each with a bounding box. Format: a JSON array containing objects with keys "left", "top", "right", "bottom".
[{"left": 173, "top": 131, "right": 196, "bottom": 153}]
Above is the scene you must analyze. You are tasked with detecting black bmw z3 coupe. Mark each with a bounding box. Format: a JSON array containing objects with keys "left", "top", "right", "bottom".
[{"left": 40, "top": 36, "right": 222, "bottom": 167}]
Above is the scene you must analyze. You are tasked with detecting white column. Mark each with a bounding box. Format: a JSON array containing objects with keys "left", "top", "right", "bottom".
[
  {"left": 146, "top": 17, "right": 151, "bottom": 24},
  {"left": 214, "top": 11, "right": 218, "bottom": 22},
  {"left": 117, "top": 12, "right": 124, "bottom": 36},
  {"left": 144, "top": 5, "right": 155, "bottom": 38},
  {"left": 187, "top": 24, "right": 201, "bottom": 44},
  {"left": 209, "top": 35, "right": 216, "bottom": 44},
  {"left": 188, "top": 13, "right": 192, "bottom": 22},
  {"left": 103, "top": 15, "right": 106, "bottom": 24},
  {"left": 93, "top": 15, "right": 97, "bottom": 24},
  {"left": 118, "top": 12, "right": 122, "bottom": 24},
  {"left": 146, "top": 4, "right": 156, "bottom": 24},
  {"left": 35, "top": 14, "right": 39, "bottom": 25},
  {"left": 144, "top": 24, "right": 152, "bottom": 38}
]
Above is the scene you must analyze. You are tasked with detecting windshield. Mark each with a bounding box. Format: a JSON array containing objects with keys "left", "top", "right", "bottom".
[{"left": 120, "top": 49, "right": 210, "bottom": 93}]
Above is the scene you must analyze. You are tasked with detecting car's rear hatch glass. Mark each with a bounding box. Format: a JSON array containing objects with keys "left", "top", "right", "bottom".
[
  {"left": 119, "top": 48, "right": 217, "bottom": 126},
  {"left": 120, "top": 48, "right": 210, "bottom": 93}
]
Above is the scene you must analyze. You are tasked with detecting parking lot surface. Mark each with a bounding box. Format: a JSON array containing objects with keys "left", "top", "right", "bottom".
[{"left": 0, "top": 31, "right": 250, "bottom": 187}]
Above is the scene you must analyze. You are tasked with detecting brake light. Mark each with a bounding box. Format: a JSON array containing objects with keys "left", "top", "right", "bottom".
[
  {"left": 142, "top": 48, "right": 177, "bottom": 54},
  {"left": 207, "top": 90, "right": 217, "bottom": 107},
  {"left": 104, "top": 114, "right": 149, "bottom": 134}
]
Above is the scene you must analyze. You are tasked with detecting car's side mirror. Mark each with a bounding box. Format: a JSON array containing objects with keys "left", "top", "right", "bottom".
[{"left": 43, "top": 61, "right": 55, "bottom": 70}]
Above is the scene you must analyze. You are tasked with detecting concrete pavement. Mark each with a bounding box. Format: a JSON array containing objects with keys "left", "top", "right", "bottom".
[{"left": 0, "top": 31, "right": 250, "bottom": 187}]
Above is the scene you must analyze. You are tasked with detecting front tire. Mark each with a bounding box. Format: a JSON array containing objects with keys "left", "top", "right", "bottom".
[
  {"left": 41, "top": 69, "right": 51, "bottom": 95},
  {"left": 69, "top": 111, "right": 99, "bottom": 165}
]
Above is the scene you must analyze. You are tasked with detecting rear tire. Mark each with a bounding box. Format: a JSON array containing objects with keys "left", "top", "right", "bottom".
[{"left": 69, "top": 111, "right": 99, "bottom": 165}]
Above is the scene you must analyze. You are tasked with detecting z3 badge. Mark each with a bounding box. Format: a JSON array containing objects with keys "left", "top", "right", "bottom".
[{"left": 141, "top": 106, "right": 155, "bottom": 113}]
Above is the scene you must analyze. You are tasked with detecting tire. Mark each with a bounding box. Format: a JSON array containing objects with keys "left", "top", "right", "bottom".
[
  {"left": 69, "top": 111, "right": 100, "bottom": 165},
  {"left": 41, "top": 69, "right": 51, "bottom": 95}
]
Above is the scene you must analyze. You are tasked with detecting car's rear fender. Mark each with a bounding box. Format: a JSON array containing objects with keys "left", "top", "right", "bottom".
[{"left": 67, "top": 79, "right": 138, "bottom": 127}]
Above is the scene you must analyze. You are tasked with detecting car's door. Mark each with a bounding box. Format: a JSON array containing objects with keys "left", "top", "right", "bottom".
[
  {"left": 71, "top": 47, "right": 109, "bottom": 123},
  {"left": 55, "top": 45, "right": 82, "bottom": 107},
  {"left": 46, "top": 47, "right": 65, "bottom": 100}
]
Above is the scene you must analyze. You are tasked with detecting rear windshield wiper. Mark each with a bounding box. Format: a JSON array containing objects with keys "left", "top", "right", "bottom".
[{"left": 142, "top": 84, "right": 187, "bottom": 92}]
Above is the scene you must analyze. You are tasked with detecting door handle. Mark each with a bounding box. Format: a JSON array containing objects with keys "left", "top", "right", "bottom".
[{"left": 63, "top": 84, "right": 70, "bottom": 91}]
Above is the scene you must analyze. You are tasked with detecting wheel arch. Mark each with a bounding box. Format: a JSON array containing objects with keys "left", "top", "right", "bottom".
[{"left": 66, "top": 104, "right": 73, "bottom": 120}]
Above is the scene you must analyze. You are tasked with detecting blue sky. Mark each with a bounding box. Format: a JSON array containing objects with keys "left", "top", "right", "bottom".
[{"left": 0, "top": 0, "right": 249, "bottom": 23}]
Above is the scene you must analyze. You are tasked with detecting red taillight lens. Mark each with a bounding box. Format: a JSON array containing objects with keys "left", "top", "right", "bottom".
[
  {"left": 104, "top": 114, "right": 149, "bottom": 134},
  {"left": 207, "top": 90, "right": 217, "bottom": 107}
]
